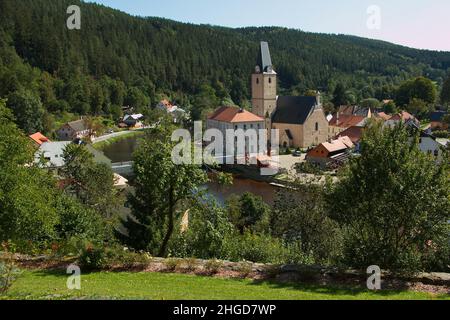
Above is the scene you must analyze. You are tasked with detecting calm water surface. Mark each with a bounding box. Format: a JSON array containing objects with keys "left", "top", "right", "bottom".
[{"left": 103, "top": 136, "right": 277, "bottom": 204}]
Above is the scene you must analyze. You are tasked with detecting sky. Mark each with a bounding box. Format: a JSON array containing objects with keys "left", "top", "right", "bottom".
[{"left": 85, "top": 0, "right": 450, "bottom": 51}]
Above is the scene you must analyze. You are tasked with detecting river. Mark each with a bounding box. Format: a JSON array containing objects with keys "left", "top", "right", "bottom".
[{"left": 102, "top": 135, "right": 277, "bottom": 205}]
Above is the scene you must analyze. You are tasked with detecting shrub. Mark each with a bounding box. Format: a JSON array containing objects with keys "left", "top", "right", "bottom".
[
  {"left": 204, "top": 259, "right": 223, "bottom": 275},
  {"left": 183, "top": 258, "right": 198, "bottom": 273},
  {"left": 0, "top": 244, "right": 22, "bottom": 295},
  {"left": 78, "top": 243, "right": 108, "bottom": 270},
  {"left": 164, "top": 258, "right": 181, "bottom": 272},
  {"left": 223, "top": 232, "right": 312, "bottom": 265},
  {"left": 237, "top": 261, "right": 253, "bottom": 278},
  {"left": 432, "top": 130, "right": 449, "bottom": 138},
  {"left": 264, "top": 264, "right": 281, "bottom": 279}
]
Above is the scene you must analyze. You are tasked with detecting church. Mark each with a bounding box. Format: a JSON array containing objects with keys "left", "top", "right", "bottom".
[{"left": 251, "top": 41, "right": 329, "bottom": 149}]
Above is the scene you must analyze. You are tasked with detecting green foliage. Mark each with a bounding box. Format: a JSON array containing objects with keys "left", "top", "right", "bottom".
[
  {"left": 78, "top": 244, "right": 109, "bottom": 271},
  {"left": 204, "top": 259, "right": 224, "bottom": 275},
  {"left": 441, "top": 73, "right": 450, "bottom": 105},
  {"left": 118, "top": 124, "right": 208, "bottom": 256},
  {"left": 226, "top": 193, "right": 271, "bottom": 234},
  {"left": 61, "top": 143, "right": 120, "bottom": 226},
  {"left": 164, "top": 258, "right": 181, "bottom": 272},
  {"left": 1, "top": 0, "right": 450, "bottom": 125},
  {"left": 0, "top": 244, "right": 22, "bottom": 295},
  {"left": 326, "top": 122, "right": 450, "bottom": 272},
  {"left": 395, "top": 77, "right": 437, "bottom": 109},
  {"left": 169, "top": 198, "right": 234, "bottom": 259},
  {"left": 223, "top": 232, "right": 312, "bottom": 264},
  {"left": 360, "top": 98, "right": 381, "bottom": 110},
  {"left": 383, "top": 100, "right": 398, "bottom": 114},
  {"left": 272, "top": 185, "right": 343, "bottom": 265},
  {"left": 6, "top": 89, "right": 45, "bottom": 134},
  {"left": 432, "top": 130, "right": 449, "bottom": 138}
]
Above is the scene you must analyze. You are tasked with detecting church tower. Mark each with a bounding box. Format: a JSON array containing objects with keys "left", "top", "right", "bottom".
[{"left": 252, "top": 41, "right": 277, "bottom": 127}]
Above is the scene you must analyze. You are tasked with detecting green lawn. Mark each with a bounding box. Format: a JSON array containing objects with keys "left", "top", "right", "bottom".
[{"left": 3, "top": 270, "right": 449, "bottom": 300}]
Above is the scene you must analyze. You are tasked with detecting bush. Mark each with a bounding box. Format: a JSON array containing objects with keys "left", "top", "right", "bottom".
[
  {"left": 237, "top": 261, "right": 253, "bottom": 278},
  {"left": 0, "top": 244, "right": 22, "bottom": 295},
  {"left": 164, "top": 258, "right": 181, "bottom": 272},
  {"left": 78, "top": 243, "right": 108, "bottom": 270},
  {"left": 204, "top": 259, "right": 223, "bottom": 275},
  {"left": 183, "top": 258, "right": 198, "bottom": 273},
  {"left": 432, "top": 130, "right": 449, "bottom": 138},
  {"left": 223, "top": 232, "right": 312, "bottom": 265}
]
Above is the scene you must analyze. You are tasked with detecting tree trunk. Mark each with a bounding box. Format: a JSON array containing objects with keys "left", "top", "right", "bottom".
[{"left": 158, "top": 187, "right": 175, "bottom": 257}]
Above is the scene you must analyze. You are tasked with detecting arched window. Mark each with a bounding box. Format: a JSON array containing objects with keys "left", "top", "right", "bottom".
[
  {"left": 269, "top": 78, "right": 272, "bottom": 84},
  {"left": 256, "top": 78, "right": 259, "bottom": 85},
  {"left": 315, "top": 122, "right": 319, "bottom": 131}
]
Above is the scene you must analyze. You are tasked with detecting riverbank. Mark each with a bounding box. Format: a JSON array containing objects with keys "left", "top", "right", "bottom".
[{"left": 93, "top": 130, "right": 145, "bottom": 150}]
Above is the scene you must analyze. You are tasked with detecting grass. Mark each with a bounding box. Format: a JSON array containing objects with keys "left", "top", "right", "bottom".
[
  {"left": 93, "top": 130, "right": 144, "bottom": 150},
  {"left": 3, "top": 270, "right": 449, "bottom": 300}
]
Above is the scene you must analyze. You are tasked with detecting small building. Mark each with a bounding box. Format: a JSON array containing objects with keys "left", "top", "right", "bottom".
[
  {"left": 122, "top": 114, "right": 144, "bottom": 128},
  {"left": 271, "top": 96, "right": 329, "bottom": 148},
  {"left": 306, "top": 136, "right": 354, "bottom": 169},
  {"left": 407, "top": 122, "right": 447, "bottom": 163},
  {"left": 385, "top": 111, "right": 419, "bottom": 127},
  {"left": 35, "top": 141, "right": 71, "bottom": 169},
  {"left": 35, "top": 141, "right": 112, "bottom": 170},
  {"left": 156, "top": 100, "right": 187, "bottom": 123},
  {"left": 335, "top": 126, "right": 364, "bottom": 152},
  {"left": 207, "top": 106, "right": 265, "bottom": 161},
  {"left": 430, "top": 111, "right": 448, "bottom": 131},
  {"left": 57, "top": 119, "right": 91, "bottom": 141},
  {"left": 338, "top": 105, "right": 372, "bottom": 118},
  {"left": 328, "top": 113, "right": 366, "bottom": 139},
  {"left": 29, "top": 132, "right": 50, "bottom": 147}
]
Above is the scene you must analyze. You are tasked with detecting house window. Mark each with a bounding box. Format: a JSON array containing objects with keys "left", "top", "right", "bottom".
[
  {"left": 256, "top": 78, "right": 259, "bottom": 85},
  {"left": 235, "top": 125, "right": 238, "bottom": 130},
  {"left": 269, "top": 78, "right": 272, "bottom": 84},
  {"left": 315, "top": 122, "right": 319, "bottom": 131},
  {"left": 250, "top": 124, "right": 253, "bottom": 129},
  {"left": 244, "top": 125, "right": 247, "bottom": 130}
]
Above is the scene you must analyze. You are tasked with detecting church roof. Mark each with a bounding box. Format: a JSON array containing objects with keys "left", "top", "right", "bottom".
[
  {"left": 208, "top": 106, "right": 264, "bottom": 123},
  {"left": 257, "top": 41, "right": 274, "bottom": 73},
  {"left": 272, "top": 96, "right": 318, "bottom": 125}
]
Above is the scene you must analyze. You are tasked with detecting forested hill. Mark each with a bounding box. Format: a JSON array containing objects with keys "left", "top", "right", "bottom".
[{"left": 1, "top": 0, "right": 450, "bottom": 123}]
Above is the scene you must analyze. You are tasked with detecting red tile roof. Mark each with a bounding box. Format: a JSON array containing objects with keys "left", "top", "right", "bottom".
[
  {"left": 208, "top": 106, "right": 264, "bottom": 123},
  {"left": 390, "top": 111, "right": 416, "bottom": 122},
  {"left": 376, "top": 112, "right": 391, "bottom": 121},
  {"left": 29, "top": 132, "right": 50, "bottom": 145},
  {"left": 335, "top": 126, "right": 364, "bottom": 143},
  {"left": 329, "top": 114, "right": 365, "bottom": 128}
]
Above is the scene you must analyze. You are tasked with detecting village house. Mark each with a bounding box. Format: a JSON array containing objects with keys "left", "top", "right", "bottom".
[
  {"left": 156, "top": 99, "right": 187, "bottom": 123},
  {"left": 29, "top": 132, "right": 50, "bottom": 147},
  {"left": 335, "top": 126, "right": 365, "bottom": 152},
  {"left": 328, "top": 113, "right": 367, "bottom": 139},
  {"left": 430, "top": 110, "right": 449, "bottom": 131},
  {"left": 122, "top": 114, "right": 144, "bottom": 128},
  {"left": 251, "top": 41, "right": 329, "bottom": 149},
  {"left": 385, "top": 111, "right": 419, "bottom": 127},
  {"left": 306, "top": 136, "right": 354, "bottom": 169},
  {"left": 57, "top": 119, "right": 91, "bottom": 141},
  {"left": 206, "top": 106, "right": 265, "bottom": 162},
  {"left": 407, "top": 121, "right": 447, "bottom": 163}
]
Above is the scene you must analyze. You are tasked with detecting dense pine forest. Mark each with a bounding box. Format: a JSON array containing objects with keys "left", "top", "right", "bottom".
[{"left": 1, "top": 0, "right": 450, "bottom": 134}]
